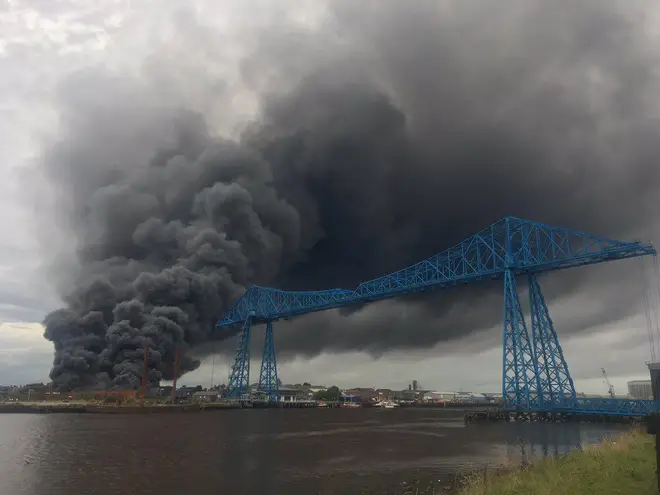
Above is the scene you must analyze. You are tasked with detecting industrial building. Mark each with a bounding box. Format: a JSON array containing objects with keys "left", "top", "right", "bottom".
[
  {"left": 192, "top": 391, "right": 219, "bottom": 403},
  {"left": 422, "top": 391, "right": 455, "bottom": 401},
  {"left": 628, "top": 380, "right": 653, "bottom": 400}
]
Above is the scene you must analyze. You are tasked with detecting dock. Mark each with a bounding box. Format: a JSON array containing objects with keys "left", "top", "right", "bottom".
[
  {"left": 252, "top": 399, "right": 324, "bottom": 408},
  {"left": 0, "top": 399, "right": 351, "bottom": 414},
  {"left": 464, "top": 408, "right": 645, "bottom": 424}
]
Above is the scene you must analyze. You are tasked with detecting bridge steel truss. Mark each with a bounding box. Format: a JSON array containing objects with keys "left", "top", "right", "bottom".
[{"left": 219, "top": 217, "right": 658, "bottom": 416}]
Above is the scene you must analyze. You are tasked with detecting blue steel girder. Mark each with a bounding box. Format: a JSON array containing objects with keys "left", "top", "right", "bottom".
[
  {"left": 528, "top": 274, "right": 576, "bottom": 406},
  {"left": 219, "top": 286, "right": 357, "bottom": 326},
  {"left": 258, "top": 321, "right": 279, "bottom": 400},
  {"left": 505, "top": 216, "right": 653, "bottom": 272},
  {"left": 217, "top": 216, "right": 655, "bottom": 327},
  {"left": 515, "top": 397, "right": 657, "bottom": 417},
  {"left": 502, "top": 269, "right": 540, "bottom": 409},
  {"left": 562, "top": 398, "right": 658, "bottom": 417},
  {"left": 225, "top": 317, "right": 253, "bottom": 398}
]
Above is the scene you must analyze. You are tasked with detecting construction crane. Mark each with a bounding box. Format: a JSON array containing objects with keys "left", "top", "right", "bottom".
[{"left": 601, "top": 368, "right": 615, "bottom": 398}]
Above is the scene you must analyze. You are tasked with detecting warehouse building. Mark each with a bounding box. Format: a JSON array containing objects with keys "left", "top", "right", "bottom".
[{"left": 628, "top": 380, "right": 653, "bottom": 400}]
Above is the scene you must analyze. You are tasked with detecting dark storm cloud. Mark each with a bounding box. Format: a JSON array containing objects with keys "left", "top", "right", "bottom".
[
  {"left": 238, "top": 0, "right": 660, "bottom": 357},
  {"left": 253, "top": 0, "right": 660, "bottom": 288},
  {"left": 34, "top": 0, "right": 660, "bottom": 388}
]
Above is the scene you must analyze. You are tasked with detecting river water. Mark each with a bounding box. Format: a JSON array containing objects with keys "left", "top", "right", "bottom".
[{"left": 0, "top": 408, "right": 629, "bottom": 494}]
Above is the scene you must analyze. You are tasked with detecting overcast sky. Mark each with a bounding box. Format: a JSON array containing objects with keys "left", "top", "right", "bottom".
[{"left": 2, "top": 0, "right": 660, "bottom": 395}]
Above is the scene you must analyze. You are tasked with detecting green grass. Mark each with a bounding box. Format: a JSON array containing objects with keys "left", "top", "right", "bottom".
[{"left": 459, "top": 429, "right": 658, "bottom": 495}]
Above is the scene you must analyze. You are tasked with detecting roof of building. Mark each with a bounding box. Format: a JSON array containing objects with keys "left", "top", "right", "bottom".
[{"left": 276, "top": 387, "right": 302, "bottom": 393}]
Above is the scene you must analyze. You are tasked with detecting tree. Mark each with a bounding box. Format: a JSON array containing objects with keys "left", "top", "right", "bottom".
[{"left": 314, "top": 386, "right": 340, "bottom": 401}]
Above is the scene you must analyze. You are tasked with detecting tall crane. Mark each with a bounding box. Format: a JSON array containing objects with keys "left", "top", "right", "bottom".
[{"left": 601, "top": 368, "right": 615, "bottom": 398}]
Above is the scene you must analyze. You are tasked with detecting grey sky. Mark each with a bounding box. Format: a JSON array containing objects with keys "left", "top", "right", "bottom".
[{"left": 1, "top": 0, "right": 660, "bottom": 393}]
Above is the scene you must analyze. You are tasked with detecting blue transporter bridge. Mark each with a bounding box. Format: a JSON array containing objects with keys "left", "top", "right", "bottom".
[{"left": 217, "top": 216, "right": 659, "bottom": 416}]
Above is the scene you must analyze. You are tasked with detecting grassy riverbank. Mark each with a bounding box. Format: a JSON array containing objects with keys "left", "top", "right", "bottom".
[{"left": 460, "top": 429, "right": 656, "bottom": 495}]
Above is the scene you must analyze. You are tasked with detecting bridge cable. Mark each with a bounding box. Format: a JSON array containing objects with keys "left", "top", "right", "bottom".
[{"left": 641, "top": 256, "right": 657, "bottom": 362}]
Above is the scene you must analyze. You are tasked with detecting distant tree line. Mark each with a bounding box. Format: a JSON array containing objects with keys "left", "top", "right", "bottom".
[{"left": 313, "top": 386, "right": 340, "bottom": 401}]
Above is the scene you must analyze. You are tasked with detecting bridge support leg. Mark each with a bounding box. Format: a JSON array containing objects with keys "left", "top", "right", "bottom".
[
  {"left": 226, "top": 317, "right": 253, "bottom": 398},
  {"left": 528, "top": 274, "right": 576, "bottom": 408},
  {"left": 258, "top": 321, "right": 280, "bottom": 401},
  {"left": 502, "top": 269, "right": 540, "bottom": 410}
]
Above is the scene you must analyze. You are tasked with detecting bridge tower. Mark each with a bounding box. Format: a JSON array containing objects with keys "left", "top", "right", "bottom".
[
  {"left": 258, "top": 321, "right": 280, "bottom": 400},
  {"left": 226, "top": 316, "right": 253, "bottom": 398},
  {"left": 528, "top": 274, "right": 576, "bottom": 407},
  {"left": 225, "top": 316, "right": 280, "bottom": 400},
  {"left": 501, "top": 270, "right": 576, "bottom": 410},
  {"left": 502, "top": 269, "right": 540, "bottom": 409}
]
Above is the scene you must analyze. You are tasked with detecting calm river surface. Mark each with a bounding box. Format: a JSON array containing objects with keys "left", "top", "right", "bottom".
[{"left": 0, "top": 408, "right": 629, "bottom": 494}]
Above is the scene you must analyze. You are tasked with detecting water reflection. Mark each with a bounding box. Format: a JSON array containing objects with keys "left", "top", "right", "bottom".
[
  {"left": 0, "top": 408, "right": 630, "bottom": 495},
  {"left": 499, "top": 421, "right": 623, "bottom": 466}
]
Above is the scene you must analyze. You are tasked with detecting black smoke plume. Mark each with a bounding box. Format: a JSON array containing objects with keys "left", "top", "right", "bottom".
[
  {"left": 35, "top": 0, "right": 660, "bottom": 389},
  {"left": 38, "top": 100, "right": 306, "bottom": 388}
]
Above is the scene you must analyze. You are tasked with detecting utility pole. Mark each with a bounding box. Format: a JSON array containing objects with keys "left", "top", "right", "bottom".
[
  {"left": 647, "top": 362, "right": 660, "bottom": 493},
  {"left": 211, "top": 354, "right": 216, "bottom": 389},
  {"left": 141, "top": 342, "right": 149, "bottom": 404},
  {"left": 171, "top": 348, "right": 180, "bottom": 404}
]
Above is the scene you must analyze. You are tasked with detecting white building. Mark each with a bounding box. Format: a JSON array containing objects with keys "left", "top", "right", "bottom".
[
  {"left": 422, "top": 391, "right": 455, "bottom": 401},
  {"left": 192, "top": 391, "right": 219, "bottom": 402},
  {"left": 628, "top": 380, "right": 653, "bottom": 400}
]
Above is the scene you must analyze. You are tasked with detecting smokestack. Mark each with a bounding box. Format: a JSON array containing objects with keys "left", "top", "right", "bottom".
[{"left": 171, "top": 349, "right": 181, "bottom": 403}]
